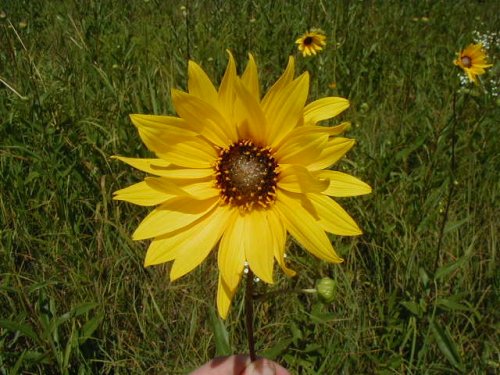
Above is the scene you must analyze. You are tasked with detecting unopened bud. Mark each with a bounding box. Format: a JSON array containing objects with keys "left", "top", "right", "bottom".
[
  {"left": 360, "top": 102, "right": 369, "bottom": 113},
  {"left": 316, "top": 277, "right": 336, "bottom": 303}
]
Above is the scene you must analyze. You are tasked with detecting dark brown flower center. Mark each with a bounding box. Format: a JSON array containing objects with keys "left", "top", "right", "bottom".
[
  {"left": 304, "top": 36, "right": 314, "bottom": 46},
  {"left": 461, "top": 55, "right": 472, "bottom": 68},
  {"left": 214, "top": 140, "right": 279, "bottom": 211}
]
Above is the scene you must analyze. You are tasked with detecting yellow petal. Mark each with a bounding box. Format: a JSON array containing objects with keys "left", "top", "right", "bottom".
[
  {"left": 217, "top": 274, "right": 241, "bottom": 319},
  {"left": 177, "top": 180, "right": 219, "bottom": 199},
  {"left": 241, "top": 53, "right": 260, "bottom": 100},
  {"left": 188, "top": 60, "right": 219, "bottom": 107},
  {"left": 466, "top": 70, "right": 476, "bottom": 83},
  {"left": 130, "top": 114, "right": 196, "bottom": 154},
  {"left": 274, "top": 191, "right": 343, "bottom": 263},
  {"left": 171, "top": 89, "right": 236, "bottom": 146},
  {"left": 218, "top": 51, "right": 238, "bottom": 126},
  {"left": 112, "top": 156, "right": 170, "bottom": 175},
  {"left": 306, "top": 137, "right": 355, "bottom": 171},
  {"left": 274, "top": 132, "right": 328, "bottom": 165},
  {"left": 144, "top": 236, "right": 180, "bottom": 265},
  {"left": 314, "top": 170, "right": 372, "bottom": 197},
  {"left": 303, "top": 97, "right": 350, "bottom": 125},
  {"left": 278, "top": 122, "right": 350, "bottom": 142},
  {"left": 160, "top": 136, "right": 218, "bottom": 168},
  {"left": 323, "top": 122, "right": 351, "bottom": 136},
  {"left": 262, "top": 56, "right": 295, "bottom": 109},
  {"left": 265, "top": 72, "right": 310, "bottom": 148},
  {"left": 143, "top": 177, "right": 196, "bottom": 198},
  {"left": 137, "top": 129, "right": 172, "bottom": 155},
  {"left": 169, "top": 205, "right": 233, "bottom": 280},
  {"left": 133, "top": 197, "right": 219, "bottom": 240},
  {"left": 130, "top": 114, "right": 194, "bottom": 135},
  {"left": 144, "top": 166, "right": 214, "bottom": 179},
  {"left": 218, "top": 213, "right": 247, "bottom": 288},
  {"left": 144, "top": 205, "right": 232, "bottom": 275},
  {"left": 234, "top": 79, "right": 267, "bottom": 144},
  {"left": 267, "top": 209, "right": 296, "bottom": 277},
  {"left": 113, "top": 181, "right": 173, "bottom": 206},
  {"left": 113, "top": 156, "right": 212, "bottom": 180},
  {"left": 278, "top": 165, "right": 329, "bottom": 194},
  {"left": 308, "top": 193, "right": 362, "bottom": 235},
  {"left": 274, "top": 123, "right": 351, "bottom": 162},
  {"left": 145, "top": 177, "right": 219, "bottom": 200},
  {"left": 244, "top": 211, "right": 275, "bottom": 284}
]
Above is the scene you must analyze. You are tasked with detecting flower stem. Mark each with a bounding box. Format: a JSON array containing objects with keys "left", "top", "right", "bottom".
[
  {"left": 434, "top": 93, "right": 462, "bottom": 272},
  {"left": 245, "top": 269, "right": 256, "bottom": 362}
]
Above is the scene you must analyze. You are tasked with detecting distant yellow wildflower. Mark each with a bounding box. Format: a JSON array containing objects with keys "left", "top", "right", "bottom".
[
  {"left": 454, "top": 43, "right": 493, "bottom": 84},
  {"left": 296, "top": 29, "right": 327, "bottom": 57}
]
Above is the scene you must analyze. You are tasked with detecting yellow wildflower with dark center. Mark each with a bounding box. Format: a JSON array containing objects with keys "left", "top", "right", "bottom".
[
  {"left": 113, "top": 53, "right": 371, "bottom": 318},
  {"left": 454, "top": 43, "right": 493, "bottom": 84},
  {"left": 296, "top": 29, "right": 327, "bottom": 57}
]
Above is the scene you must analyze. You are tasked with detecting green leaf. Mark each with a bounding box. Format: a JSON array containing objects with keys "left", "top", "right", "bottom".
[
  {"left": 436, "top": 297, "right": 471, "bottom": 312},
  {"left": 400, "top": 301, "right": 423, "bottom": 317},
  {"left": 20, "top": 350, "right": 51, "bottom": 364},
  {"left": 79, "top": 313, "right": 104, "bottom": 345},
  {"left": 435, "top": 256, "right": 470, "bottom": 281},
  {"left": 70, "top": 302, "right": 99, "bottom": 317},
  {"left": 419, "top": 267, "right": 430, "bottom": 289},
  {"left": 290, "top": 322, "right": 303, "bottom": 342},
  {"left": 304, "top": 343, "right": 323, "bottom": 353},
  {"left": 11, "top": 350, "right": 51, "bottom": 373},
  {"left": 430, "top": 320, "right": 463, "bottom": 371},
  {"left": 443, "top": 218, "right": 469, "bottom": 234},
  {"left": 261, "top": 338, "right": 293, "bottom": 359},
  {"left": 395, "top": 134, "right": 426, "bottom": 161},
  {"left": 27, "top": 281, "right": 57, "bottom": 294},
  {"left": 0, "top": 319, "right": 38, "bottom": 341},
  {"left": 208, "top": 308, "right": 231, "bottom": 356},
  {"left": 63, "top": 321, "right": 76, "bottom": 369},
  {"left": 56, "top": 302, "right": 99, "bottom": 327},
  {"left": 310, "top": 302, "right": 337, "bottom": 323}
]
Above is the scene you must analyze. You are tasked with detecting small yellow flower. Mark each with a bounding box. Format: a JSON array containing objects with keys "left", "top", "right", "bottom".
[
  {"left": 295, "top": 29, "right": 327, "bottom": 57},
  {"left": 114, "top": 53, "right": 371, "bottom": 319},
  {"left": 454, "top": 43, "right": 493, "bottom": 84}
]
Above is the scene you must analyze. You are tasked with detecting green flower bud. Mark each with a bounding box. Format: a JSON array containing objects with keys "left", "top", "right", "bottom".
[
  {"left": 316, "top": 277, "right": 336, "bottom": 303},
  {"left": 360, "top": 102, "right": 370, "bottom": 113}
]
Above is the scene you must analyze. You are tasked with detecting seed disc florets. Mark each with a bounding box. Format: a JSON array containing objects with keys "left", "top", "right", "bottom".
[
  {"left": 461, "top": 55, "right": 472, "bottom": 68},
  {"left": 214, "top": 140, "right": 279, "bottom": 211}
]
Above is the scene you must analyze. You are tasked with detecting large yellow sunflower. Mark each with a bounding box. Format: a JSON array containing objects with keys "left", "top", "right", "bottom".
[
  {"left": 295, "top": 29, "right": 327, "bottom": 57},
  {"left": 113, "top": 53, "right": 371, "bottom": 319},
  {"left": 454, "top": 43, "right": 493, "bottom": 84}
]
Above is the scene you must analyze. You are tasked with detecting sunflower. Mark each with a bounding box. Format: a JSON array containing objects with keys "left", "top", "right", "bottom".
[
  {"left": 295, "top": 29, "right": 327, "bottom": 57},
  {"left": 113, "top": 53, "right": 371, "bottom": 319},
  {"left": 454, "top": 43, "right": 493, "bottom": 84}
]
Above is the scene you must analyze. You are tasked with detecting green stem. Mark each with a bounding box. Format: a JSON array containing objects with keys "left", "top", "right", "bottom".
[
  {"left": 245, "top": 269, "right": 256, "bottom": 362},
  {"left": 434, "top": 93, "right": 461, "bottom": 272},
  {"left": 254, "top": 287, "right": 316, "bottom": 302}
]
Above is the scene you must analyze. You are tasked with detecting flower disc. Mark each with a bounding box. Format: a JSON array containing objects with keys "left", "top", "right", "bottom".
[
  {"left": 461, "top": 56, "right": 472, "bottom": 68},
  {"left": 215, "top": 140, "right": 279, "bottom": 210}
]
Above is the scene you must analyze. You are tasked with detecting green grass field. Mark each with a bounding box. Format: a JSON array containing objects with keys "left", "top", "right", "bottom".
[{"left": 1, "top": 1, "right": 498, "bottom": 374}]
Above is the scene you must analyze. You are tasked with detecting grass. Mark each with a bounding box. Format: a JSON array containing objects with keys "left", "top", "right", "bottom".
[{"left": 1, "top": 1, "right": 498, "bottom": 374}]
